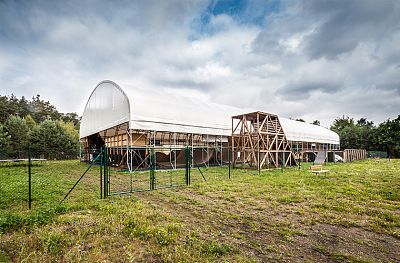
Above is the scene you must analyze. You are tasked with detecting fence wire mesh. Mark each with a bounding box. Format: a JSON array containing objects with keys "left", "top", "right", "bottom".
[
  {"left": 103, "top": 146, "right": 232, "bottom": 195},
  {"left": 0, "top": 145, "right": 232, "bottom": 211}
]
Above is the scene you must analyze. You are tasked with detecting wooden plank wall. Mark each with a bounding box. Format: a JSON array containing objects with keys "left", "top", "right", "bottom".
[
  {"left": 343, "top": 149, "right": 367, "bottom": 162},
  {"left": 105, "top": 133, "right": 147, "bottom": 147}
]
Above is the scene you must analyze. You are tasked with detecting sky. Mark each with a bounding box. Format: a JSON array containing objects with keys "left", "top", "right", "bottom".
[{"left": 0, "top": 0, "right": 399, "bottom": 127}]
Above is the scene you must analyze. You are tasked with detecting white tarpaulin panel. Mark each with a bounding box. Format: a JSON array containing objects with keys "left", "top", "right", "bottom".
[
  {"left": 80, "top": 81, "right": 130, "bottom": 138},
  {"left": 278, "top": 117, "right": 339, "bottom": 144},
  {"left": 80, "top": 80, "right": 340, "bottom": 146},
  {"left": 80, "top": 80, "right": 241, "bottom": 138},
  {"left": 125, "top": 83, "right": 241, "bottom": 136}
]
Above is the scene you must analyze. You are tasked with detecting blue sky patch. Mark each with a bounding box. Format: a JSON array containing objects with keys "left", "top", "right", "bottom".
[{"left": 190, "top": 0, "right": 281, "bottom": 39}]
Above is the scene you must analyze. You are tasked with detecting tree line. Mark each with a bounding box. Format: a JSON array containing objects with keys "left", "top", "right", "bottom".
[
  {"left": 330, "top": 116, "right": 400, "bottom": 158},
  {"left": 0, "top": 94, "right": 80, "bottom": 159},
  {"left": 0, "top": 93, "right": 399, "bottom": 159}
]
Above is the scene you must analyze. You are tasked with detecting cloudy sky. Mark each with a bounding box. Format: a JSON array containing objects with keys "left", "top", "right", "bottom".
[{"left": 1, "top": 0, "right": 399, "bottom": 127}]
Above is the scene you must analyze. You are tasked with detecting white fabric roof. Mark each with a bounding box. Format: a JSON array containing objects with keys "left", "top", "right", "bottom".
[
  {"left": 80, "top": 80, "right": 240, "bottom": 138},
  {"left": 80, "top": 80, "right": 339, "bottom": 145},
  {"left": 278, "top": 117, "right": 339, "bottom": 144},
  {"left": 80, "top": 81, "right": 130, "bottom": 138}
]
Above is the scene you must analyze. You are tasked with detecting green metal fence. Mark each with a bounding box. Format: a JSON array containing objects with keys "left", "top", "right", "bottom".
[
  {"left": 367, "top": 151, "right": 388, "bottom": 159},
  {"left": 0, "top": 145, "right": 232, "bottom": 209},
  {"left": 102, "top": 145, "right": 232, "bottom": 197},
  {"left": 0, "top": 146, "right": 69, "bottom": 210}
]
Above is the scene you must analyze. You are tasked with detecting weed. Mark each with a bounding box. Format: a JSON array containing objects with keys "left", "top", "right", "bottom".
[
  {"left": 0, "top": 159, "right": 399, "bottom": 262},
  {"left": 0, "top": 205, "right": 68, "bottom": 233},
  {"left": 201, "top": 240, "right": 232, "bottom": 257},
  {"left": 0, "top": 249, "right": 9, "bottom": 263},
  {"left": 332, "top": 252, "right": 374, "bottom": 263},
  {"left": 313, "top": 244, "right": 327, "bottom": 254},
  {"left": 40, "top": 231, "right": 69, "bottom": 254},
  {"left": 124, "top": 218, "right": 181, "bottom": 246}
]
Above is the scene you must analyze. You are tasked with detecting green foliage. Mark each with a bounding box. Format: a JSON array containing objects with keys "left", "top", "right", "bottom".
[
  {"left": 3, "top": 115, "right": 29, "bottom": 158},
  {"left": 373, "top": 115, "right": 400, "bottom": 158},
  {"left": 61, "top": 112, "right": 80, "bottom": 128},
  {"left": 330, "top": 116, "right": 355, "bottom": 131},
  {"left": 201, "top": 240, "right": 232, "bottom": 256},
  {"left": 330, "top": 116, "right": 356, "bottom": 149},
  {"left": 331, "top": 116, "right": 375, "bottom": 150},
  {"left": 0, "top": 95, "right": 30, "bottom": 123},
  {"left": 330, "top": 115, "right": 400, "bottom": 157},
  {"left": 29, "top": 120, "right": 79, "bottom": 159},
  {"left": 0, "top": 94, "right": 80, "bottom": 159},
  {"left": 57, "top": 120, "right": 79, "bottom": 142},
  {"left": 29, "top": 94, "right": 61, "bottom": 122},
  {"left": 0, "top": 250, "right": 9, "bottom": 262},
  {"left": 40, "top": 231, "right": 70, "bottom": 254},
  {"left": 0, "top": 124, "right": 11, "bottom": 157},
  {"left": 0, "top": 94, "right": 79, "bottom": 126},
  {"left": 0, "top": 160, "right": 399, "bottom": 261},
  {"left": 0, "top": 205, "right": 68, "bottom": 233},
  {"left": 124, "top": 217, "right": 182, "bottom": 246},
  {"left": 24, "top": 114, "right": 37, "bottom": 130}
]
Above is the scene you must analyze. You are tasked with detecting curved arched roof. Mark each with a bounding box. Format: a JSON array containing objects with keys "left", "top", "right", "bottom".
[
  {"left": 80, "top": 80, "right": 241, "bottom": 138},
  {"left": 80, "top": 80, "right": 339, "bottom": 145},
  {"left": 80, "top": 80, "right": 130, "bottom": 138},
  {"left": 278, "top": 117, "right": 339, "bottom": 144}
]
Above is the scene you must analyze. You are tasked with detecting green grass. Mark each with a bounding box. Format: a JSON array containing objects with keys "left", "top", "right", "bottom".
[{"left": 0, "top": 159, "right": 399, "bottom": 262}]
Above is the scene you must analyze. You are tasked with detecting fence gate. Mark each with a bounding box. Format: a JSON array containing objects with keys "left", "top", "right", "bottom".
[
  {"left": 100, "top": 145, "right": 231, "bottom": 198},
  {"left": 102, "top": 146, "right": 190, "bottom": 197}
]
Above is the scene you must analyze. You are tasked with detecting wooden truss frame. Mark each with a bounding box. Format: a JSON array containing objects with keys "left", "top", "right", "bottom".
[
  {"left": 81, "top": 122, "right": 229, "bottom": 171},
  {"left": 231, "top": 111, "right": 296, "bottom": 169}
]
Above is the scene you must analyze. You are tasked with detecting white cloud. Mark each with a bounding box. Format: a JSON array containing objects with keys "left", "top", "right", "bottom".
[{"left": 0, "top": 0, "right": 399, "bottom": 127}]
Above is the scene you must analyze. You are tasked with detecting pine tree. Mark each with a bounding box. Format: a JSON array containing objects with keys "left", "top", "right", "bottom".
[
  {"left": 24, "top": 114, "right": 37, "bottom": 130},
  {"left": 4, "top": 115, "right": 29, "bottom": 158},
  {"left": 29, "top": 120, "right": 79, "bottom": 159},
  {"left": 0, "top": 124, "right": 11, "bottom": 158}
]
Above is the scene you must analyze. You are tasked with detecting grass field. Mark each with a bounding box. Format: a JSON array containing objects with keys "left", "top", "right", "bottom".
[{"left": 0, "top": 159, "right": 399, "bottom": 262}]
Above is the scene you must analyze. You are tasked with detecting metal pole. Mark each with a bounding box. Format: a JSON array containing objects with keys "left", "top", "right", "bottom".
[
  {"left": 185, "top": 146, "right": 188, "bottom": 186},
  {"left": 28, "top": 147, "right": 32, "bottom": 209},
  {"left": 191, "top": 134, "right": 194, "bottom": 168},
  {"left": 100, "top": 149, "right": 103, "bottom": 199},
  {"left": 185, "top": 146, "right": 190, "bottom": 186},
  {"left": 61, "top": 154, "right": 102, "bottom": 203},
  {"left": 150, "top": 146, "right": 155, "bottom": 190},
  {"left": 297, "top": 144, "right": 301, "bottom": 170},
  {"left": 228, "top": 145, "right": 231, "bottom": 179},
  {"left": 130, "top": 147, "right": 133, "bottom": 193},
  {"left": 188, "top": 147, "right": 191, "bottom": 185},
  {"left": 174, "top": 132, "right": 177, "bottom": 170},
  {"left": 103, "top": 145, "right": 108, "bottom": 198},
  {"left": 108, "top": 159, "right": 111, "bottom": 196},
  {"left": 220, "top": 135, "right": 223, "bottom": 166}
]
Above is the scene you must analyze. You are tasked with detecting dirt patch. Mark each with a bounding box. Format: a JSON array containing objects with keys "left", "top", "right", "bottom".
[
  {"left": 135, "top": 188, "right": 400, "bottom": 262},
  {"left": 292, "top": 223, "right": 400, "bottom": 262}
]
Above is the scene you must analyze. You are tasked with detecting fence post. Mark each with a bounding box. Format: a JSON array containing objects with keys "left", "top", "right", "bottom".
[
  {"left": 100, "top": 149, "right": 103, "bottom": 199},
  {"left": 28, "top": 147, "right": 32, "bottom": 209},
  {"left": 228, "top": 145, "right": 231, "bottom": 179},
  {"left": 150, "top": 146, "right": 155, "bottom": 190},
  {"left": 103, "top": 145, "right": 108, "bottom": 198},
  {"left": 185, "top": 146, "right": 190, "bottom": 186}
]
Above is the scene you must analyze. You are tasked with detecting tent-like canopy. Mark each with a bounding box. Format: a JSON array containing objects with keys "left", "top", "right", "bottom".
[
  {"left": 80, "top": 80, "right": 240, "bottom": 138},
  {"left": 278, "top": 117, "right": 339, "bottom": 144},
  {"left": 80, "top": 80, "right": 339, "bottom": 145}
]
